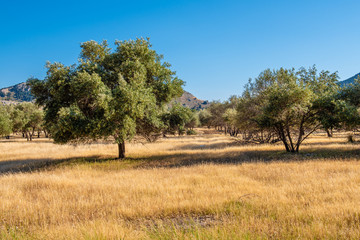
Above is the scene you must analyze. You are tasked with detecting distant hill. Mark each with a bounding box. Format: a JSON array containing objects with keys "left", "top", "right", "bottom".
[
  {"left": 0, "top": 82, "right": 208, "bottom": 110},
  {"left": 339, "top": 72, "right": 360, "bottom": 87},
  {"left": 172, "top": 91, "right": 209, "bottom": 110},
  {"left": 0, "top": 82, "right": 33, "bottom": 102}
]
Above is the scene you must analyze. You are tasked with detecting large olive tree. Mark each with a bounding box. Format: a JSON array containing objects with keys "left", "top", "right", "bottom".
[{"left": 28, "top": 38, "right": 183, "bottom": 158}]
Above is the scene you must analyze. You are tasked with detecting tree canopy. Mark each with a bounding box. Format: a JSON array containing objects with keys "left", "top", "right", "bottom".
[
  {"left": 237, "top": 66, "right": 340, "bottom": 152},
  {"left": 28, "top": 38, "right": 184, "bottom": 158}
]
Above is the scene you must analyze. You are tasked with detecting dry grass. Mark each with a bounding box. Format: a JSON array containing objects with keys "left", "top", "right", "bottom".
[{"left": 1, "top": 130, "right": 360, "bottom": 239}]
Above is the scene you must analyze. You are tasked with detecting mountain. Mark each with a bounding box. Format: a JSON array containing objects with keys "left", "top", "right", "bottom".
[
  {"left": 0, "top": 82, "right": 33, "bottom": 102},
  {"left": 0, "top": 82, "right": 209, "bottom": 110},
  {"left": 339, "top": 72, "right": 360, "bottom": 87},
  {"left": 172, "top": 91, "right": 209, "bottom": 110}
]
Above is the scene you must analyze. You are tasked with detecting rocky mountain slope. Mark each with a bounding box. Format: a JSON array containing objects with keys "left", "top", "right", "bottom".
[
  {"left": 172, "top": 91, "right": 209, "bottom": 110},
  {"left": 0, "top": 82, "right": 33, "bottom": 102}
]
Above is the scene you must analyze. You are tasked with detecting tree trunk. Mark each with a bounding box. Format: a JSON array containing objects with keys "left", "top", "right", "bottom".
[
  {"left": 25, "top": 132, "right": 30, "bottom": 141},
  {"left": 277, "top": 125, "right": 290, "bottom": 152},
  {"left": 326, "top": 128, "right": 333, "bottom": 137},
  {"left": 118, "top": 142, "right": 125, "bottom": 159}
]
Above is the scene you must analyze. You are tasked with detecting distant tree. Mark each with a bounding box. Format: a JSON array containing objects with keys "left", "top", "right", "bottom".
[
  {"left": 10, "top": 105, "right": 25, "bottom": 135},
  {"left": 236, "top": 72, "right": 278, "bottom": 143},
  {"left": 198, "top": 109, "right": 212, "bottom": 127},
  {"left": 313, "top": 95, "right": 341, "bottom": 137},
  {"left": 337, "top": 78, "right": 360, "bottom": 131},
  {"left": 162, "top": 104, "right": 193, "bottom": 135},
  {"left": 207, "top": 101, "right": 227, "bottom": 130},
  {"left": 220, "top": 96, "right": 240, "bottom": 136},
  {"left": 28, "top": 38, "right": 183, "bottom": 158},
  {"left": 185, "top": 110, "right": 200, "bottom": 130},
  {"left": 223, "top": 108, "right": 239, "bottom": 136},
  {"left": 0, "top": 106, "right": 12, "bottom": 137},
  {"left": 10, "top": 103, "right": 43, "bottom": 141}
]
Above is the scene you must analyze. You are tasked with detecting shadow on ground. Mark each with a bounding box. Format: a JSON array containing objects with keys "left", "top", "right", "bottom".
[
  {"left": 176, "top": 140, "right": 360, "bottom": 151},
  {"left": 130, "top": 147, "right": 360, "bottom": 169},
  {"left": 0, "top": 156, "right": 111, "bottom": 176},
  {"left": 2, "top": 142, "right": 360, "bottom": 175}
]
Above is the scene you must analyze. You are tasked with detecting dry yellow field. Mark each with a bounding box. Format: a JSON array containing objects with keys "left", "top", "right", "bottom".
[{"left": 1, "top": 130, "right": 360, "bottom": 239}]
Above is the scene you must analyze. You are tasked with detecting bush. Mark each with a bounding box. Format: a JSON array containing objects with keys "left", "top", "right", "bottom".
[{"left": 186, "top": 129, "right": 197, "bottom": 135}]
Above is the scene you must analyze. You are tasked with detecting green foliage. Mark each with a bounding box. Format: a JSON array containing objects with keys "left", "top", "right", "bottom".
[
  {"left": 185, "top": 110, "right": 200, "bottom": 129},
  {"left": 207, "top": 101, "right": 227, "bottom": 128},
  {"left": 28, "top": 38, "right": 184, "bottom": 158},
  {"left": 162, "top": 104, "right": 193, "bottom": 135},
  {"left": 0, "top": 105, "right": 12, "bottom": 136},
  {"left": 223, "top": 108, "right": 237, "bottom": 128},
  {"left": 237, "top": 66, "right": 340, "bottom": 152},
  {"left": 186, "top": 129, "right": 197, "bottom": 135},
  {"left": 9, "top": 102, "right": 43, "bottom": 140},
  {"left": 337, "top": 77, "right": 360, "bottom": 130},
  {"left": 198, "top": 109, "right": 212, "bottom": 127},
  {"left": 201, "top": 96, "right": 240, "bottom": 131}
]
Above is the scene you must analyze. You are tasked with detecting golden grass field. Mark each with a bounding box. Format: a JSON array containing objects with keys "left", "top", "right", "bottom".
[{"left": 1, "top": 129, "right": 360, "bottom": 239}]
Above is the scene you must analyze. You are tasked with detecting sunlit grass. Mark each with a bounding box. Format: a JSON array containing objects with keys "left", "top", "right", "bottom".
[{"left": 1, "top": 129, "right": 360, "bottom": 239}]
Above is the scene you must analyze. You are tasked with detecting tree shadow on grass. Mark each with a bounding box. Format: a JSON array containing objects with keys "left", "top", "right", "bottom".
[
  {"left": 2, "top": 145, "right": 360, "bottom": 175},
  {"left": 0, "top": 156, "right": 113, "bottom": 176},
  {"left": 176, "top": 140, "right": 360, "bottom": 151},
  {"left": 130, "top": 147, "right": 360, "bottom": 169}
]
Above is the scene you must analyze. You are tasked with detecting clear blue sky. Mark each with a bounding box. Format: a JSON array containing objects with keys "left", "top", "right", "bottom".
[{"left": 1, "top": 0, "right": 360, "bottom": 101}]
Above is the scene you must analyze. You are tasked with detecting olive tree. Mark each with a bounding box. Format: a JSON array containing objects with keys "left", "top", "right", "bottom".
[
  {"left": 10, "top": 103, "right": 43, "bottom": 141},
  {"left": 337, "top": 78, "right": 360, "bottom": 131},
  {"left": 28, "top": 38, "right": 183, "bottom": 158},
  {"left": 162, "top": 104, "right": 193, "bottom": 136},
  {"left": 0, "top": 105, "right": 12, "bottom": 137},
  {"left": 238, "top": 66, "right": 339, "bottom": 152}
]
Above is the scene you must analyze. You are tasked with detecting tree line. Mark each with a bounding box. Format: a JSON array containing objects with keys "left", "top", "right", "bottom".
[
  {"left": 0, "top": 102, "right": 45, "bottom": 141},
  {"left": 198, "top": 66, "right": 360, "bottom": 152},
  {"left": 2, "top": 38, "right": 360, "bottom": 157},
  {"left": 0, "top": 101, "right": 201, "bottom": 144}
]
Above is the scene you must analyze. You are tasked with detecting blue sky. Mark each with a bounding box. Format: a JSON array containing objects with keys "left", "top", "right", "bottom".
[{"left": 1, "top": 0, "right": 360, "bottom": 101}]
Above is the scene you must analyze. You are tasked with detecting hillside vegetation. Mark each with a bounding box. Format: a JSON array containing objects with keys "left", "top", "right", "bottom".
[{"left": 1, "top": 130, "right": 360, "bottom": 239}]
